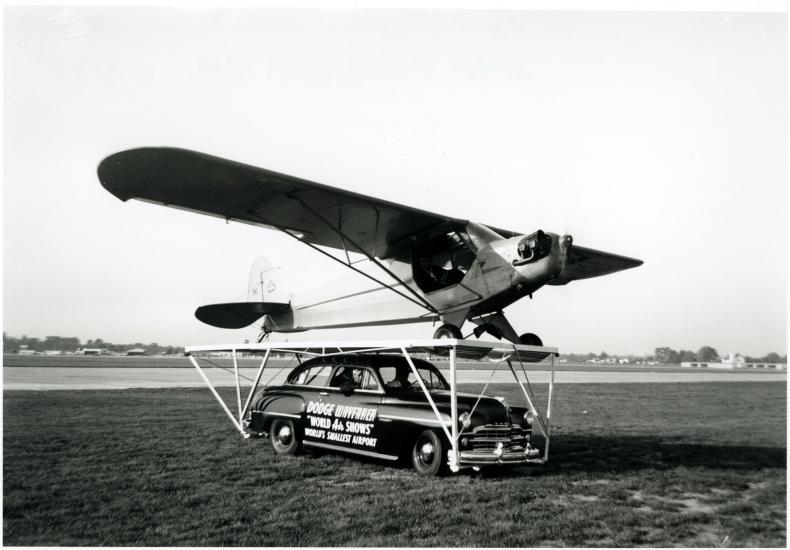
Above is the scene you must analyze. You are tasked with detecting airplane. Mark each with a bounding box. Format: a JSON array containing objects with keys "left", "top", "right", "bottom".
[{"left": 98, "top": 147, "right": 643, "bottom": 346}]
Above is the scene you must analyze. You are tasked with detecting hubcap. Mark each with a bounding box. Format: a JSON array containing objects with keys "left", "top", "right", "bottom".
[
  {"left": 418, "top": 441, "right": 434, "bottom": 463},
  {"left": 276, "top": 425, "right": 292, "bottom": 446}
]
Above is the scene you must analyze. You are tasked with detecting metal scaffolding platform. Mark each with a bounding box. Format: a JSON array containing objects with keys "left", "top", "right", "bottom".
[{"left": 185, "top": 338, "right": 558, "bottom": 472}]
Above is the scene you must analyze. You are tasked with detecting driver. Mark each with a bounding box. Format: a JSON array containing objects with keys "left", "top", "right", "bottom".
[
  {"left": 386, "top": 369, "right": 412, "bottom": 389},
  {"left": 351, "top": 368, "right": 363, "bottom": 388}
]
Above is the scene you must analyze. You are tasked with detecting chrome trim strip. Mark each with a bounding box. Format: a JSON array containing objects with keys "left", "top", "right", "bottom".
[
  {"left": 302, "top": 441, "right": 398, "bottom": 461},
  {"left": 378, "top": 413, "right": 451, "bottom": 426},
  {"left": 261, "top": 411, "right": 301, "bottom": 419}
]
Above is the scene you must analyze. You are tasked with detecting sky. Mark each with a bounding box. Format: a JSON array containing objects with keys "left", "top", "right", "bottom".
[{"left": 3, "top": 5, "right": 787, "bottom": 356}]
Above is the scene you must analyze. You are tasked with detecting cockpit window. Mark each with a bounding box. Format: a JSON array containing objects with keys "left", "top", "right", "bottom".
[{"left": 412, "top": 226, "right": 475, "bottom": 293}]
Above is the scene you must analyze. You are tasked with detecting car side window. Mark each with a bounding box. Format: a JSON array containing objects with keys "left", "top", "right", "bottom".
[
  {"left": 379, "top": 366, "right": 411, "bottom": 389},
  {"left": 329, "top": 366, "right": 380, "bottom": 391},
  {"left": 359, "top": 369, "right": 381, "bottom": 391},
  {"left": 291, "top": 365, "right": 332, "bottom": 387}
]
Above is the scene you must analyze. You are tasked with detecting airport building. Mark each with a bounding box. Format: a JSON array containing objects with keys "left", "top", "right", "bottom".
[{"left": 682, "top": 353, "right": 786, "bottom": 370}]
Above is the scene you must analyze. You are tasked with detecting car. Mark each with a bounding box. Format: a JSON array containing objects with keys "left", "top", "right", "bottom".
[{"left": 244, "top": 353, "right": 540, "bottom": 475}]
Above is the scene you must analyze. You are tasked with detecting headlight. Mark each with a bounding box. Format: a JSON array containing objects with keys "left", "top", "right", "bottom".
[
  {"left": 459, "top": 412, "right": 472, "bottom": 429},
  {"left": 522, "top": 410, "right": 534, "bottom": 428}
]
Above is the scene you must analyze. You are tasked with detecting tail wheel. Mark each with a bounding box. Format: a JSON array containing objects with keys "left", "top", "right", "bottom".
[
  {"left": 270, "top": 418, "right": 301, "bottom": 455},
  {"left": 411, "top": 429, "right": 445, "bottom": 476},
  {"left": 433, "top": 324, "right": 462, "bottom": 340},
  {"left": 518, "top": 333, "right": 543, "bottom": 346}
]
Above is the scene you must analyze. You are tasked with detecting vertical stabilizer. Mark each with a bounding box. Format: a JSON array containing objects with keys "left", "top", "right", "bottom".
[{"left": 247, "top": 257, "right": 291, "bottom": 304}]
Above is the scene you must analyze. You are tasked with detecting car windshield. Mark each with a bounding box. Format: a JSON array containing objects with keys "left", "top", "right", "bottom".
[{"left": 378, "top": 364, "right": 449, "bottom": 391}]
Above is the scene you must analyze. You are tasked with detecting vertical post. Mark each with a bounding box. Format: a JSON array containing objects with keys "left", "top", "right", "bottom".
[
  {"left": 506, "top": 360, "right": 548, "bottom": 438},
  {"left": 544, "top": 353, "right": 555, "bottom": 462},
  {"left": 448, "top": 345, "right": 460, "bottom": 472},
  {"left": 241, "top": 348, "right": 271, "bottom": 419},
  {"left": 188, "top": 354, "right": 245, "bottom": 435},
  {"left": 233, "top": 348, "right": 243, "bottom": 423}
]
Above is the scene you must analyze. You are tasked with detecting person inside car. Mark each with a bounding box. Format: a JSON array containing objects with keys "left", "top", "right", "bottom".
[{"left": 385, "top": 369, "right": 412, "bottom": 389}]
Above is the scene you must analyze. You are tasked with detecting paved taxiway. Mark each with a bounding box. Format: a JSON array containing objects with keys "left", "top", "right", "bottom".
[{"left": 3, "top": 356, "right": 785, "bottom": 390}]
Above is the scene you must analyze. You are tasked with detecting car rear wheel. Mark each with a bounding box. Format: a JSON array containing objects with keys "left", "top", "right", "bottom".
[
  {"left": 411, "top": 429, "right": 445, "bottom": 476},
  {"left": 270, "top": 418, "right": 301, "bottom": 455}
]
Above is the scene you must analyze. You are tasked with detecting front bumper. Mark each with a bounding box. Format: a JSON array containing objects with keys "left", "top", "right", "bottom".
[
  {"left": 459, "top": 446, "right": 542, "bottom": 465},
  {"left": 455, "top": 423, "right": 542, "bottom": 465}
]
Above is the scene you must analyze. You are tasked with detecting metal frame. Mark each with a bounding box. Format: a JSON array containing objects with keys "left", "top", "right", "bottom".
[{"left": 185, "top": 338, "right": 557, "bottom": 471}]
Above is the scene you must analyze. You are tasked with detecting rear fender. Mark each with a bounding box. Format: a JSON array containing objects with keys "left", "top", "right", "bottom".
[{"left": 255, "top": 394, "right": 306, "bottom": 432}]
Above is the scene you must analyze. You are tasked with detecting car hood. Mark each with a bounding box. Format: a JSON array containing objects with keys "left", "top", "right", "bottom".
[{"left": 386, "top": 389, "right": 511, "bottom": 424}]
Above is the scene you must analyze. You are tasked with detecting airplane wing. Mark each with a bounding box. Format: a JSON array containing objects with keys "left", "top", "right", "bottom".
[
  {"left": 548, "top": 245, "right": 643, "bottom": 285},
  {"left": 98, "top": 147, "right": 480, "bottom": 260}
]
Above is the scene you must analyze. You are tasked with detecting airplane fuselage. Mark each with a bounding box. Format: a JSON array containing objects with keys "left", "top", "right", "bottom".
[{"left": 263, "top": 224, "right": 568, "bottom": 335}]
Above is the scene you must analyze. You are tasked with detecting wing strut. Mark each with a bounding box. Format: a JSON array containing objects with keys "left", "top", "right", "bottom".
[
  {"left": 287, "top": 195, "right": 440, "bottom": 313},
  {"left": 247, "top": 210, "right": 439, "bottom": 315}
]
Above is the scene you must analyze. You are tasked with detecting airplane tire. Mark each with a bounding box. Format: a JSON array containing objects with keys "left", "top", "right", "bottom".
[
  {"left": 518, "top": 333, "right": 543, "bottom": 346},
  {"left": 270, "top": 418, "right": 301, "bottom": 455},
  {"left": 433, "top": 324, "right": 462, "bottom": 339},
  {"left": 411, "top": 429, "right": 445, "bottom": 476}
]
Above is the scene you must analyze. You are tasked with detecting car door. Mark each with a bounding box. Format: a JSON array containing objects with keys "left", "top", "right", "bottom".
[
  {"left": 315, "top": 365, "right": 385, "bottom": 456},
  {"left": 295, "top": 363, "right": 337, "bottom": 445}
]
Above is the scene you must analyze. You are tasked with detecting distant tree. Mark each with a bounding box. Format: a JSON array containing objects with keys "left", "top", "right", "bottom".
[
  {"left": 678, "top": 349, "right": 697, "bottom": 363},
  {"left": 697, "top": 346, "right": 719, "bottom": 362},
  {"left": 654, "top": 347, "right": 679, "bottom": 364}
]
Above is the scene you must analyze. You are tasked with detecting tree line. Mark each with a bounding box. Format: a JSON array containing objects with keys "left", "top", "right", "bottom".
[
  {"left": 3, "top": 333, "right": 785, "bottom": 364},
  {"left": 557, "top": 346, "right": 785, "bottom": 365},
  {"left": 3, "top": 333, "right": 184, "bottom": 356}
]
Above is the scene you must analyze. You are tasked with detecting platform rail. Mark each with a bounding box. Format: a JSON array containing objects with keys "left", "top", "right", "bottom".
[{"left": 185, "top": 338, "right": 558, "bottom": 470}]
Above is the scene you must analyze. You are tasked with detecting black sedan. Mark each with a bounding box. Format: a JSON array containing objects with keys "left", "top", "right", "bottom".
[{"left": 245, "top": 353, "right": 539, "bottom": 475}]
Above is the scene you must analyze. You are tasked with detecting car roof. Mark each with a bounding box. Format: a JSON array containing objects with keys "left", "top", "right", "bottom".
[{"left": 296, "top": 353, "right": 435, "bottom": 370}]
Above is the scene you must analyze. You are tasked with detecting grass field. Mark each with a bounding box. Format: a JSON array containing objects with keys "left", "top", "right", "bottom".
[{"left": 3, "top": 382, "right": 786, "bottom": 546}]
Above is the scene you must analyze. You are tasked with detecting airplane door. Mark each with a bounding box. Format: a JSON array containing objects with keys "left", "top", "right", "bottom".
[{"left": 428, "top": 282, "right": 482, "bottom": 311}]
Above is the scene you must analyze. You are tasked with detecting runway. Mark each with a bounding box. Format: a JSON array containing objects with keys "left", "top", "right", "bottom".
[{"left": 3, "top": 355, "right": 785, "bottom": 390}]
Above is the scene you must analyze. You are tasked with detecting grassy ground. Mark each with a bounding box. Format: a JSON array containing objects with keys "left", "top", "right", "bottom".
[{"left": 3, "top": 382, "right": 786, "bottom": 546}]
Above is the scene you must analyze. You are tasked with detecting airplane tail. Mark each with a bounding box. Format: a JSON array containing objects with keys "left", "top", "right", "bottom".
[
  {"left": 246, "top": 257, "right": 291, "bottom": 303},
  {"left": 194, "top": 257, "right": 292, "bottom": 329}
]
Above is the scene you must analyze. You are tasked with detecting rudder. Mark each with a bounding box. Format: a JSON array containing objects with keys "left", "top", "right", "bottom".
[{"left": 247, "top": 257, "right": 291, "bottom": 304}]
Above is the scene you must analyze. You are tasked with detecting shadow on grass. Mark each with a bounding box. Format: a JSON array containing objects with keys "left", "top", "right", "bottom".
[
  {"left": 476, "top": 434, "right": 787, "bottom": 478},
  {"left": 298, "top": 434, "right": 786, "bottom": 480}
]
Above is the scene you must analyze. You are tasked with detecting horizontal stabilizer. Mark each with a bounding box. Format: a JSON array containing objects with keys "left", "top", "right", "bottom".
[
  {"left": 550, "top": 245, "right": 643, "bottom": 285},
  {"left": 195, "top": 302, "right": 290, "bottom": 329}
]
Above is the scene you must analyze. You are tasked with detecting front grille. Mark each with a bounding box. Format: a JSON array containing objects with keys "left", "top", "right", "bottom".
[{"left": 469, "top": 424, "right": 528, "bottom": 452}]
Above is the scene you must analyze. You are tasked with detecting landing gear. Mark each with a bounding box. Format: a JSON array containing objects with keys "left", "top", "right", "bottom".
[
  {"left": 470, "top": 312, "right": 544, "bottom": 346},
  {"left": 433, "top": 324, "right": 462, "bottom": 339}
]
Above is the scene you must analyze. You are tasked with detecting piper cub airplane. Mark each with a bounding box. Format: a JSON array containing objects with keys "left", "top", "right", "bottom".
[{"left": 98, "top": 147, "right": 642, "bottom": 345}]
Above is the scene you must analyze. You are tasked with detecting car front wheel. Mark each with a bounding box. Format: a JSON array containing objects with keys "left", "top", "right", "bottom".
[
  {"left": 411, "top": 429, "right": 445, "bottom": 476},
  {"left": 270, "top": 418, "right": 301, "bottom": 455}
]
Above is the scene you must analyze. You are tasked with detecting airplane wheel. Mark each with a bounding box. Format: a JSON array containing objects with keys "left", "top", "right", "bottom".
[
  {"left": 270, "top": 418, "right": 301, "bottom": 455},
  {"left": 433, "top": 324, "right": 462, "bottom": 339},
  {"left": 411, "top": 429, "right": 445, "bottom": 476},
  {"left": 518, "top": 333, "right": 543, "bottom": 346}
]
